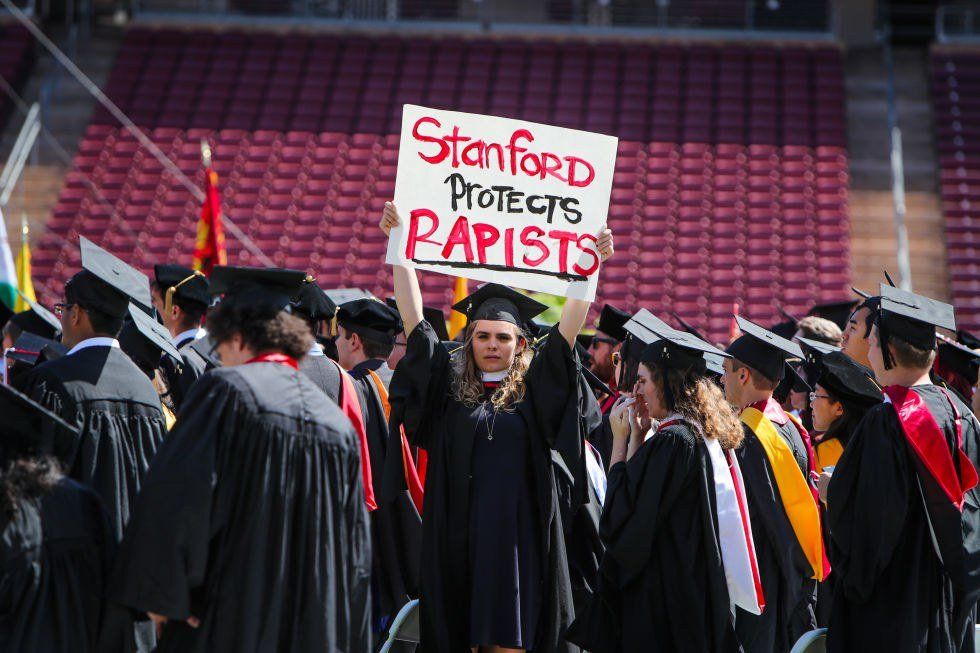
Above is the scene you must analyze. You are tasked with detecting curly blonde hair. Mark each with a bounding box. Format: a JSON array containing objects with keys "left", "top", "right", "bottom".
[
  {"left": 452, "top": 323, "right": 534, "bottom": 412},
  {"left": 644, "top": 362, "right": 744, "bottom": 450}
]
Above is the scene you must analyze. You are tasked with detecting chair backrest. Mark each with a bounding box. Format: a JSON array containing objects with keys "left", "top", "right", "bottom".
[
  {"left": 379, "top": 599, "right": 420, "bottom": 653},
  {"left": 789, "top": 628, "right": 828, "bottom": 653}
]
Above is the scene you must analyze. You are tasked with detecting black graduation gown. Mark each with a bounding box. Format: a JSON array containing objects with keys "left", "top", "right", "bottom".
[
  {"left": 566, "top": 423, "right": 740, "bottom": 653},
  {"left": 734, "top": 417, "right": 817, "bottom": 653},
  {"left": 15, "top": 345, "right": 168, "bottom": 540},
  {"left": 587, "top": 393, "right": 618, "bottom": 470},
  {"left": 159, "top": 334, "right": 210, "bottom": 411},
  {"left": 558, "top": 372, "right": 606, "bottom": 615},
  {"left": 384, "top": 320, "right": 587, "bottom": 653},
  {"left": 0, "top": 477, "right": 122, "bottom": 653},
  {"left": 349, "top": 358, "right": 423, "bottom": 629},
  {"left": 826, "top": 385, "right": 980, "bottom": 653},
  {"left": 108, "top": 362, "right": 373, "bottom": 652},
  {"left": 298, "top": 350, "right": 342, "bottom": 403}
]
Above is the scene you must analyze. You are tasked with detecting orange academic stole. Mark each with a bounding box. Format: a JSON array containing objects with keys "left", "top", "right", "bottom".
[{"left": 741, "top": 407, "right": 827, "bottom": 581}]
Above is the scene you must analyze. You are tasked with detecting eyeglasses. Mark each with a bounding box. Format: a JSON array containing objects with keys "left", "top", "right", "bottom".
[
  {"left": 809, "top": 392, "right": 833, "bottom": 402},
  {"left": 53, "top": 303, "right": 74, "bottom": 317},
  {"left": 611, "top": 351, "right": 622, "bottom": 365},
  {"left": 590, "top": 336, "right": 619, "bottom": 349}
]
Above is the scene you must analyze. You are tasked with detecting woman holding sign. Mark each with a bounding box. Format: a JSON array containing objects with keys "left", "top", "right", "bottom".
[{"left": 380, "top": 201, "right": 613, "bottom": 653}]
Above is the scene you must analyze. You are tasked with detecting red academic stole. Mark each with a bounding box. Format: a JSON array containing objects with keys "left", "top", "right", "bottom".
[
  {"left": 741, "top": 401, "right": 830, "bottom": 581},
  {"left": 599, "top": 392, "right": 619, "bottom": 415},
  {"left": 246, "top": 352, "right": 299, "bottom": 369},
  {"left": 369, "top": 370, "right": 426, "bottom": 514},
  {"left": 883, "top": 386, "right": 978, "bottom": 510}
]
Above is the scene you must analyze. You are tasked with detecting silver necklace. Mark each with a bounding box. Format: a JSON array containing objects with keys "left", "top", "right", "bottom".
[{"left": 481, "top": 399, "right": 499, "bottom": 441}]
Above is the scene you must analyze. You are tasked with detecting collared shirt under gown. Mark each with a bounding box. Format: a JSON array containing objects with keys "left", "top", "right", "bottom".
[
  {"left": 108, "top": 361, "right": 373, "bottom": 653},
  {"left": 384, "top": 320, "right": 587, "bottom": 653}
]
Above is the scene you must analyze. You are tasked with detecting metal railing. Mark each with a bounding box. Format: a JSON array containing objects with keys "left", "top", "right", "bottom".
[{"left": 128, "top": 0, "right": 834, "bottom": 35}]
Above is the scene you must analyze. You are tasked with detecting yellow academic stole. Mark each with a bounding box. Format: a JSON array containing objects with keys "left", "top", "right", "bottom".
[
  {"left": 741, "top": 407, "right": 827, "bottom": 581},
  {"left": 814, "top": 438, "right": 843, "bottom": 472}
]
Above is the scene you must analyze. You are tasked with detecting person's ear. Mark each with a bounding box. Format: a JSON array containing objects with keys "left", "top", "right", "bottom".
[
  {"left": 832, "top": 401, "right": 844, "bottom": 419},
  {"left": 515, "top": 336, "right": 526, "bottom": 354},
  {"left": 349, "top": 330, "right": 362, "bottom": 352}
]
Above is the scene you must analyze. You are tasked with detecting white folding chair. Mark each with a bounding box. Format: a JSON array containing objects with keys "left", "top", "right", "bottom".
[
  {"left": 790, "top": 627, "right": 828, "bottom": 653},
  {"left": 379, "top": 599, "right": 420, "bottom": 653}
]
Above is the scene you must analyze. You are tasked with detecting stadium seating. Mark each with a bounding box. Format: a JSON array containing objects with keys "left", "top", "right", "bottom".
[
  {"left": 0, "top": 22, "right": 35, "bottom": 131},
  {"left": 931, "top": 48, "right": 980, "bottom": 333},
  {"left": 37, "top": 27, "right": 850, "bottom": 340}
]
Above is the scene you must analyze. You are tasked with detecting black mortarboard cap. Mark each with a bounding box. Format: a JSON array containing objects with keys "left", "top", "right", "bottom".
[
  {"left": 337, "top": 298, "right": 403, "bottom": 345},
  {"left": 959, "top": 329, "right": 980, "bottom": 351},
  {"left": 937, "top": 336, "right": 980, "bottom": 386},
  {"left": 9, "top": 298, "right": 61, "bottom": 340},
  {"left": 671, "top": 312, "right": 707, "bottom": 341},
  {"left": 154, "top": 264, "right": 210, "bottom": 309},
  {"left": 384, "top": 297, "right": 450, "bottom": 341},
  {"left": 576, "top": 333, "right": 595, "bottom": 360},
  {"left": 65, "top": 237, "right": 152, "bottom": 318},
  {"left": 797, "top": 336, "right": 841, "bottom": 360},
  {"left": 596, "top": 304, "right": 630, "bottom": 342},
  {"left": 8, "top": 332, "right": 65, "bottom": 367},
  {"left": 726, "top": 315, "right": 804, "bottom": 383},
  {"left": 852, "top": 287, "right": 871, "bottom": 299},
  {"left": 210, "top": 266, "right": 307, "bottom": 315},
  {"left": 294, "top": 278, "right": 338, "bottom": 322},
  {"left": 127, "top": 303, "right": 182, "bottom": 361},
  {"left": 807, "top": 299, "right": 859, "bottom": 330},
  {"left": 814, "top": 351, "right": 882, "bottom": 410},
  {"left": 0, "top": 383, "right": 78, "bottom": 463},
  {"left": 877, "top": 284, "right": 955, "bottom": 352},
  {"left": 187, "top": 335, "right": 221, "bottom": 369},
  {"left": 451, "top": 283, "right": 547, "bottom": 328},
  {"left": 639, "top": 326, "right": 730, "bottom": 375},
  {"left": 324, "top": 288, "right": 375, "bottom": 307}
]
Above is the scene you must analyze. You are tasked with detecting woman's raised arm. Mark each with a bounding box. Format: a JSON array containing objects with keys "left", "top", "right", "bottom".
[{"left": 381, "top": 202, "right": 425, "bottom": 335}]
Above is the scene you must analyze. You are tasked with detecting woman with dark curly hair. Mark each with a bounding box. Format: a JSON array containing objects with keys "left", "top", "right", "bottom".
[
  {"left": 0, "top": 383, "right": 123, "bottom": 653},
  {"left": 380, "top": 201, "right": 614, "bottom": 653},
  {"left": 108, "top": 266, "right": 373, "bottom": 653},
  {"left": 567, "top": 326, "right": 760, "bottom": 653}
]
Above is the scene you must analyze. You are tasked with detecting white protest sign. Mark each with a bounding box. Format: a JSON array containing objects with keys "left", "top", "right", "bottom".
[{"left": 386, "top": 104, "right": 618, "bottom": 301}]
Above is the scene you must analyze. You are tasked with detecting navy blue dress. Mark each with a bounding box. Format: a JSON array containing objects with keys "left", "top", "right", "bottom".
[{"left": 469, "top": 387, "right": 542, "bottom": 649}]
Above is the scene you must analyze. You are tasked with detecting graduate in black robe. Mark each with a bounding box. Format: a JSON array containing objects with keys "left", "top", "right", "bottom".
[
  {"left": 151, "top": 264, "right": 212, "bottom": 411},
  {"left": 568, "top": 322, "right": 755, "bottom": 653},
  {"left": 723, "top": 316, "right": 825, "bottom": 653},
  {"left": 586, "top": 304, "right": 629, "bottom": 469},
  {"left": 337, "top": 296, "right": 424, "bottom": 631},
  {"left": 0, "top": 383, "right": 129, "bottom": 653},
  {"left": 826, "top": 285, "right": 980, "bottom": 653},
  {"left": 291, "top": 276, "right": 343, "bottom": 400},
  {"left": 109, "top": 265, "right": 373, "bottom": 653},
  {"left": 15, "top": 238, "right": 168, "bottom": 541}
]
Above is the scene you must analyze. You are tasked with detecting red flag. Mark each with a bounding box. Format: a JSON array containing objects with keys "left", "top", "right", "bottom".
[
  {"left": 192, "top": 167, "right": 227, "bottom": 276},
  {"left": 729, "top": 303, "right": 741, "bottom": 343}
]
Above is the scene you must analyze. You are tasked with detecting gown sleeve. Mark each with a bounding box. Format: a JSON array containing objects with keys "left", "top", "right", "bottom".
[
  {"left": 14, "top": 367, "right": 78, "bottom": 464},
  {"left": 108, "top": 372, "right": 236, "bottom": 619},
  {"left": 825, "top": 405, "right": 910, "bottom": 603},
  {"left": 599, "top": 430, "right": 695, "bottom": 585},
  {"left": 387, "top": 320, "right": 452, "bottom": 451}
]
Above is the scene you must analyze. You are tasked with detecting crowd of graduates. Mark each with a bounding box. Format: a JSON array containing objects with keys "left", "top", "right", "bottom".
[{"left": 0, "top": 199, "right": 978, "bottom": 653}]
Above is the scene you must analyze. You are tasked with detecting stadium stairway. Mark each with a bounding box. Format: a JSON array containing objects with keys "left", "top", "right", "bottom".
[{"left": 846, "top": 45, "right": 952, "bottom": 310}]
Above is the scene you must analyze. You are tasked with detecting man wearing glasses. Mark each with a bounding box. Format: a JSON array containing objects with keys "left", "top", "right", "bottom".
[{"left": 586, "top": 304, "right": 629, "bottom": 468}]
